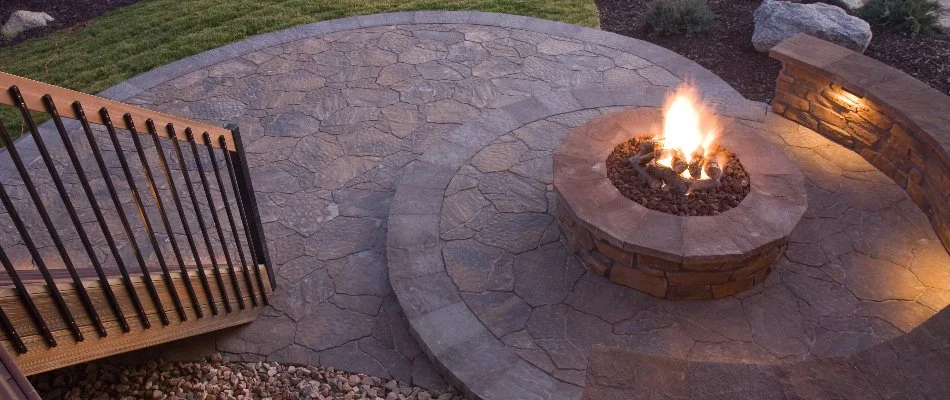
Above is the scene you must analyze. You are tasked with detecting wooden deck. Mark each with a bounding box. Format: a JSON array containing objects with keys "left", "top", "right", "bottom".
[
  {"left": 0, "top": 67, "right": 274, "bottom": 395},
  {"left": 0, "top": 265, "right": 270, "bottom": 376}
]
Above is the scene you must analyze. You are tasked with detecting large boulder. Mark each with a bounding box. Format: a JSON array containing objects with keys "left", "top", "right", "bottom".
[
  {"left": 752, "top": 0, "right": 872, "bottom": 53},
  {"left": 1, "top": 10, "right": 54, "bottom": 39}
]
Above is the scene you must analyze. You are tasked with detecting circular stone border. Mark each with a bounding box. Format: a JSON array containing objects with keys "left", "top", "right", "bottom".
[
  {"left": 2, "top": 10, "right": 743, "bottom": 181},
  {"left": 386, "top": 86, "right": 769, "bottom": 400},
  {"left": 553, "top": 108, "right": 806, "bottom": 300}
]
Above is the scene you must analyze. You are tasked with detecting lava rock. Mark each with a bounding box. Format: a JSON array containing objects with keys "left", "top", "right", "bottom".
[
  {"left": 752, "top": 0, "right": 872, "bottom": 52},
  {"left": 606, "top": 137, "right": 750, "bottom": 217},
  {"left": 1, "top": 10, "right": 54, "bottom": 39}
]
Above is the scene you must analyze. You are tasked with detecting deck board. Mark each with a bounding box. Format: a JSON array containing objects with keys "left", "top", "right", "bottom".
[{"left": 0, "top": 265, "right": 270, "bottom": 375}]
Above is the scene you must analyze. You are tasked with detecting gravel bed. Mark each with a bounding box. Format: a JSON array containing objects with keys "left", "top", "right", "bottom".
[
  {"left": 29, "top": 353, "right": 465, "bottom": 400},
  {"left": 606, "top": 137, "right": 750, "bottom": 216}
]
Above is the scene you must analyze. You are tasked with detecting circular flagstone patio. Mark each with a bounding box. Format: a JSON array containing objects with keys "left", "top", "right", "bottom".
[
  {"left": 4, "top": 11, "right": 743, "bottom": 392},
  {"left": 386, "top": 88, "right": 950, "bottom": 398}
]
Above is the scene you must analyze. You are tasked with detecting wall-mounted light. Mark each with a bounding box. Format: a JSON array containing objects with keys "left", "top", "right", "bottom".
[
  {"left": 840, "top": 86, "right": 862, "bottom": 100},
  {"left": 830, "top": 83, "right": 863, "bottom": 106}
]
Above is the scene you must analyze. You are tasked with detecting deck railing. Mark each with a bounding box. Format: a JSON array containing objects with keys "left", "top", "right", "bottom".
[{"left": 0, "top": 72, "right": 273, "bottom": 376}]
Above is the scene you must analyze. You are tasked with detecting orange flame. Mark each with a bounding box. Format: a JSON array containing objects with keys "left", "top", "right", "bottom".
[{"left": 655, "top": 83, "right": 720, "bottom": 179}]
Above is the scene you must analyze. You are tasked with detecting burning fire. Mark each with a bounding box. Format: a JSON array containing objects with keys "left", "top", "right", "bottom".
[{"left": 655, "top": 84, "right": 721, "bottom": 180}]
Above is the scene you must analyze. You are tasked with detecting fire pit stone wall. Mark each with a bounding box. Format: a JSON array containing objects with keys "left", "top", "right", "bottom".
[
  {"left": 554, "top": 108, "right": 806, "bottom": 300},
  {"left": 769, "top": 34, "right": 950, "bottom": 250},
  {"left": 555, "top": 195, "right": 788, "bottom": 299}
]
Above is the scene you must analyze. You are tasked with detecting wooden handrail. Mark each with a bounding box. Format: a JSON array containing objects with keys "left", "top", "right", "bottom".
[
  {"left": 0, "top": 72, "right": 273, "bottom": 380},
  {"left": 0, "top": 72, "right": 235, "bottom": 151}
]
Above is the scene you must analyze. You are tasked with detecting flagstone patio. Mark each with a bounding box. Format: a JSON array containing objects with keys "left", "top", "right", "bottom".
[{"left": 4, "top": 11, "right": 949, "bottom": 400}]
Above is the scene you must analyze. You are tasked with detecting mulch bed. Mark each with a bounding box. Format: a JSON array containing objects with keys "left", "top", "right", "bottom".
[
  {"left": 594, "top": 0, "right": 950, "bottom": 101},
  {"left": 0, "top": 0, "right": 140, "bottom": 46},
  {"left": 865, "top": 25, "right": 950, "bottom": 93},
  {"left": 606, "top": 137, "right": 750, "bottom": 216}
]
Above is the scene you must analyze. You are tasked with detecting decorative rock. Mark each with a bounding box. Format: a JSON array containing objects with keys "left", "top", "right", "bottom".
[
  {"left": 32, "top": 355, "right": 465, "bottom": 399},
  {"left": 752, "top": 0, "right": 872, "bottom": 52},
  {"left": 1, "top": 10, "right": 53, "bottom": 39}
]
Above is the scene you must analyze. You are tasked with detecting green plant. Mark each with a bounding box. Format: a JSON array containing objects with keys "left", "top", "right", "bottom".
[
  {"left": 645, "top": 0, "right": 716, "bottom": 35},
  {"left": 860, "top": 0, "right": 943, "bottom": 35}
]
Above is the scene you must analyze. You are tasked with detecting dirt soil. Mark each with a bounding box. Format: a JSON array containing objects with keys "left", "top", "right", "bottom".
[
  {"left": 594, "top": 0, "right": 950, "bottom": 101},
  {"left": 0, "top": 0, "right": 140, "bottom": 46}
]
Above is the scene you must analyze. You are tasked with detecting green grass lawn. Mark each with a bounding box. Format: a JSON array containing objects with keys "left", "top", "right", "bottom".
[{"left": 0, "top": 0, "right": 598, "bottom": 139}]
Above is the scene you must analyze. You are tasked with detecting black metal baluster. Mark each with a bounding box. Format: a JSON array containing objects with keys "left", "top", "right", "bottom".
[
  {"left": 0, "top": 165, "right": 81, "bottom": 342},
  {"left": 162, "top": 124, "right": 217, "bottom": 316},
  {"left": 6, "top": 87, "right": 100, "bottom": 340},
  {"left": 0, "top": 242, "right": 53, "bottom": 348},
  {"left": 204, "top": 133, "right": 257, "bottom": 307},
  {"left": 0, "top": 303, "right": 26, "bottom": 354},
  {"left": 119, "top": 114, "right": 188, "bottom": 322},
  {"left": 99, "top": 109, "right": 170, "bottom": 326},
  {"left": 144, "top": 120, "right": 206, "bottom": 318},
  {"left": 41, "top": 95, "right": 131, "bottom": 333},
  {"left": 72, "top": 102, "right": 151, "bottom": 329},
  {"left": 188, "top": 131, "right": 244, "bottom": 310},
  {"left": 223, "top": 125, "right": 275, "bottom": 291},
  {"left": 219, "top": 135, "right": 268, "bottom": 306},
  {"left": 176, "top": 128, "right": 231, "bottom": 313}
]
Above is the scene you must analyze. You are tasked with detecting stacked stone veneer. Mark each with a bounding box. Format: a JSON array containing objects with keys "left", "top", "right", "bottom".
[
  {"left": 553, "top": 108, "right": 806, "bottom": 300},
  {"left": 555, "top": 199, "right": 786, "bottom": 300},
  {"left": 770, "top": 34, "right": 950, "bottom": 250}
]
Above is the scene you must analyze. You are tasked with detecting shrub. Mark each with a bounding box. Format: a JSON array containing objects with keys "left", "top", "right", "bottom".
[
  {"left": 860, "top": 0, "right": 943, "bottom": 35},
  {"left": 645, "top": 0, "right": 716, "bottom": 35}
]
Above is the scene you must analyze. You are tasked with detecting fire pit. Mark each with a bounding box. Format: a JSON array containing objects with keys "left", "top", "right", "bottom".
[
  {"left": 606, "top": 86, "right": 751, "bottom": 216},
  {"left": 553, "top": 85, "right": 806, "bottom": 299}
]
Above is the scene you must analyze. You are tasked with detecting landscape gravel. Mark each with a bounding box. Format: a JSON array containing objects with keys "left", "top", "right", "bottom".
[{"left": 29, "top": 354, "right": 465, "bottom": 400}]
